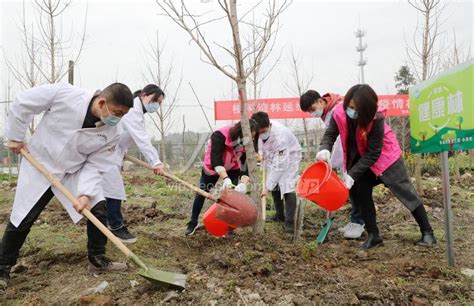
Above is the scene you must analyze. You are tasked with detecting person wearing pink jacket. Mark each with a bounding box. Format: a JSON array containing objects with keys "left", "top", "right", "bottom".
[
  {"left": 300, "top": 90, "right": 365, "bottom": 239},
  {"left": 316, "top": 84, "right": 436, "bottom": 249},
  {"left": 184, "top": 120, "right": 259, "bottom": 236}
]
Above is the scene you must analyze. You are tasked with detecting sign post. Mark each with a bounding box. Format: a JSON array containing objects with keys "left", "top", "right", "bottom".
[{"left": 409, "top": 59, "right": 474, "bottom": 266}]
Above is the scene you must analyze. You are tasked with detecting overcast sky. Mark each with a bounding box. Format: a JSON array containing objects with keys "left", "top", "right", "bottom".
[{"left": 1, "top": 0, "right": 472, "bottom": 136}]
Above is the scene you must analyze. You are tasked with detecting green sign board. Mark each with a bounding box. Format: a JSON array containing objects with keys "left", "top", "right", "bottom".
[{"left": 409, "top": 59, "right": 474, "bottom": 153}]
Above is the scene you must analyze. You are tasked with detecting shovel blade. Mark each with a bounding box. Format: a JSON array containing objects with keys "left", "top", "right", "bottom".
[
  {"left": 217, "top": 189, "right": 257, "bottom": 227},
  {"left": 315, "top": 218, "right": 333, "bottom": 244},
  {"left": 138, "top": 267, "right": 187, "bottom": 290}
]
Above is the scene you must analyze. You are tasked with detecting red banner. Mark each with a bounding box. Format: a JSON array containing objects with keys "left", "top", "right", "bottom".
[
  {"left": 214, "top": 95, "right": 409, "bottom": 120},
  {"left": 377, "top": 95, "right": 409, "bottom": 117}
]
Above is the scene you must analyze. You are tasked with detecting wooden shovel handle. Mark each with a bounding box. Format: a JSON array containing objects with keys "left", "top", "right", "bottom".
[
  {"left": 20, "top": 149, "right": 132, "bottom": 257},
  {"left": 124, "top": 155, "right": 218, "bottom": 202}
]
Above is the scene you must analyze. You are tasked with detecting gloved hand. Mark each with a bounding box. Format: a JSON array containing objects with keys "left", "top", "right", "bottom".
[
  {"left": 222, "top": 177, "right": 234, "bottom": 189},
  {"left": 343, "top": 173, "right": 354, "bottom": 189},
  {"left": 234, "top": 183, "right": 247, "bottom": 194},
  {"left": 316, "top": 149, "right": 331, "bottom": 166}
]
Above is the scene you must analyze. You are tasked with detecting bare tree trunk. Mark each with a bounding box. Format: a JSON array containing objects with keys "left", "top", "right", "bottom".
[
  {"left": 414, "top": 3, "right": 431, "bottom": 196},
  {"left": 182, "top": 115, "right": 186, "bottom": 166},
  {"left": 229, "top": 0, "right": 263, "bottom": 234},
  {"left": 238, "top": 83, "right": 262, "bottom": 233},
  {"left": 470, "top": 150, "right": 474, "bottom": 168},
  {"left": 48, "top": 5, "right": 56, "bottom": 82}
]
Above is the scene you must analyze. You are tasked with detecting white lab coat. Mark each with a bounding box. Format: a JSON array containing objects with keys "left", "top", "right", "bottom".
[
  {"left": 5, "top": 83, "right": 121, "bottom": 227},
  {"left": 258, "top": 121, "right": 302, "bottom": 197},
  {"left": 101, "top": 97, "right": 161, "bottom": 200}
]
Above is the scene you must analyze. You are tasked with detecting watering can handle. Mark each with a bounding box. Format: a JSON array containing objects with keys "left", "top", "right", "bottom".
[
  {"left": 303, "top": 161, "right": 333, "bottom": 195},
  {"left": 321, "top": 161, "right": 333, "bottom": 185}
]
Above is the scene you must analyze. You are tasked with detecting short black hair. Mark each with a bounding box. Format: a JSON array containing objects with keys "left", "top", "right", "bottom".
[
  {"left": 134, "top": 84, "right": 165, "bottom": 101},
  {"left": 300, "top": 90, "right": 321, "bottom": 112},
  {"left": 251, "top": 111, "right": 270, "bottom": 128},
  {"left": 101, "top": 83, "right": 133, "bottom": 108}
]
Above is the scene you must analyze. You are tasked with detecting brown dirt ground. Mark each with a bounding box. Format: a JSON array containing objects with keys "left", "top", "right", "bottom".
[{"left": 0, "top": 170, "right": 473, "bottom": 305}]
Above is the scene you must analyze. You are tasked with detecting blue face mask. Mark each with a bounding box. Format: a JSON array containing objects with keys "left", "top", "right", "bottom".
[
  {"left": 101, "top": 102, "right": 121, "bottom": 126},
  {"left": 346, "top": 108, "right": 359, "bottom": 119},
  {"left": 145, "top": 102, "right": 160, "bottom": 113},
  {"left": 311, "top": 110, "right": 323, "bottom": 118}
]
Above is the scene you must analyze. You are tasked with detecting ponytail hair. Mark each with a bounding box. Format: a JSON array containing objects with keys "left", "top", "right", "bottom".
[
  {"left": 229, "top": 119, "right": 259, "bottom": 141},
  {"left": 134, "top": 84, "right": 165, "bottom": 101},
  {"left": 133, "top": 89, "right": 143, "bottom": 98}
]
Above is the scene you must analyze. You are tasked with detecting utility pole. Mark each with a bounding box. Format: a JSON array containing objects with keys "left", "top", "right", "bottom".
[{"left": 355, "top": 24, "right": 367, "bottom": 83}]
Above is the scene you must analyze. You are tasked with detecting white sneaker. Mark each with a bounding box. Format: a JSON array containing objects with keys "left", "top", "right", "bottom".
[
  {"left": 343, "top": 223, "right": 365, "bottom": 239},
  {"left": 338, "top": 222, "right": 352, "bottom": 233}
]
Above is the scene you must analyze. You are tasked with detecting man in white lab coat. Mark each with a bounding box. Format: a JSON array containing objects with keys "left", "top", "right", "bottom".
[
  {"left": 0, "top": 82, "right": 134, "bottom": 288},
  {"left": 300, "top": 90, "right": 365, "bottom": 239},
  {"left": 102, "top": 84, "right": 164, "bottom": 243},
  {"left": 251, "top": 112, "right": 302, "bottom": 234}
]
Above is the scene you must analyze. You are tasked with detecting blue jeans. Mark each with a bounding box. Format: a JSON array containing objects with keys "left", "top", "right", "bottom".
[
  {"left": 106, "top": 198, "right": 124, "bottom": 230},
  {"left": 349, "top": 196, "right": 364, "bottom": 225}
]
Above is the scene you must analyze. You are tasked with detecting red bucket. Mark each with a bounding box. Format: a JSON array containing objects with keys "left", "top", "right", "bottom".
[
  {"left": 203, "top": 203, "right": 237, "bottom": 237},
  {"left": 296, "top": 161, "right": 349, "bottom": 211}
]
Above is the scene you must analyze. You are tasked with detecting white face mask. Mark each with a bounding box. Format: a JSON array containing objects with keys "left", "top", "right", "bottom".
[
  {"left": 311, "top": 110, "right": 323, "bottom": 118},
  {"left": 260, "top": 131, "right": 270, "bottom": 141}
]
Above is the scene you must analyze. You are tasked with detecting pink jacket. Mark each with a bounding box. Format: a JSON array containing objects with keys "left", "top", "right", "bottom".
[
  {"left": 332, "top": 104, "right": 401, "bottom": 176},
  {"left": 203, "top": 126, "right": 244, "bottom": 176}
]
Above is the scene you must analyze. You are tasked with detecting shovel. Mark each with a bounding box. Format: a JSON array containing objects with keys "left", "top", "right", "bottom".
[
  {"left": 125, "top": 155, "right": 257, "bottom": 227},
  {"left": 20, "top": 149, "right": 186, "bottom": 289},
  {"left": 315, "top": 211, "right": 334, "bottom": 244}
]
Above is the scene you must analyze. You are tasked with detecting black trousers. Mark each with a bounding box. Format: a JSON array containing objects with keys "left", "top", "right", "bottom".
[
  {"left": 0, "top": 187, "right": 108, "bottom": 266},
  {"left": 350, "top": 170, "right": 432, "bottom": 235},
  {"left": 271, "top": 186, "right": 297, "bottom": 227},
  {"left": 190, "top": 169, "right": 241, "bottom": 223}
]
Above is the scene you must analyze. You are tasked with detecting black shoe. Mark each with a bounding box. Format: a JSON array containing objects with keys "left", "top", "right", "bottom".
[
  {"left": 0, "top": 265, "right": 11, "bottom": 289},
  {"left": 361, "top": 233, "right": 383, "bottom": 249},
  {"left": 224, "top": 230, "right": 238, "bottom": 238},
  {"left": 111, "top": 226, "right": 137, "bottom": 244},
  {"left": 88, "top": 255, "right": 128, "bottom": 272},
  {"left": 185, "top": 220, "right": 198, "bottom": 236},
  {"left": 284, "top": 223, "right": 294, "bottom": 234},
  {"left": 268, "top": 215, "right": 285, "bottom": 223},
  {"left": 415, "top": 231, "right": 437, "bottom": 247}
]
